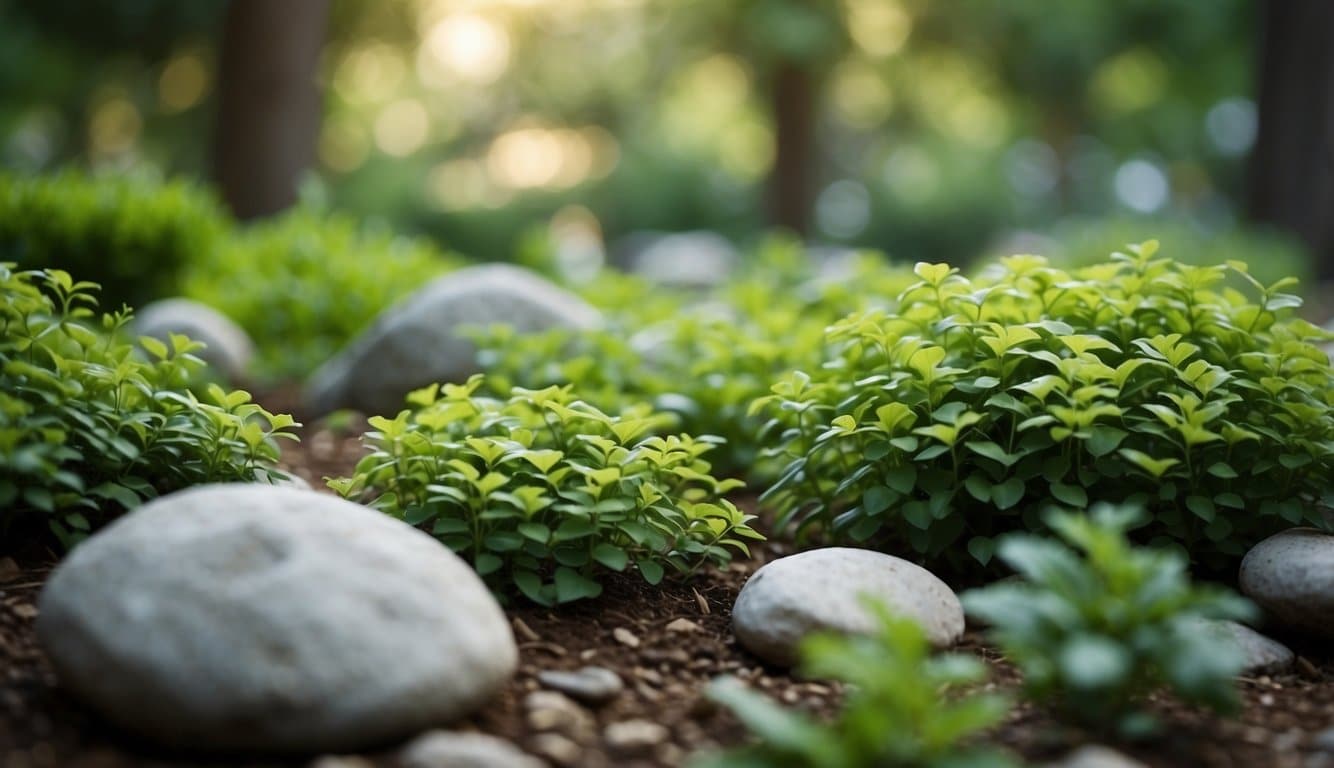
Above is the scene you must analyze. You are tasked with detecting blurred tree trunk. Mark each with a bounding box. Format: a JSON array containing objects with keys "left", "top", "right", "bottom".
[
  {"left": 213, "top": 0, "right": 330, "bottom": 220},
  {"left": 1248, "top": 0, "right": 1334, "bottom": 280},
  {"left": 769, "top": 61, "right": 816, "bottom": 236}
]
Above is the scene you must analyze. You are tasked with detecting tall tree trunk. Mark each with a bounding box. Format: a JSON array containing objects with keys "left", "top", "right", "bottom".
[
  {"left": 1248, "top": 0, "right": 1334, "bottom": 280},
  {"left": 213, "top": 0, "right": 330, "bottom": 220},
  {"left": 768, "top": 60, "right": 817, "bottom": 236}
]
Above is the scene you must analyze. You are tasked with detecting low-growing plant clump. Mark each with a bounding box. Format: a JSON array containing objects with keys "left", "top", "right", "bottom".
[
  {"left": 329, "top": 374, "right": 763, "bottom": 604},
  {"left": 0, "top": 264, "right": 299, "bottom": 547},
  {"left": 962, "top": 504, "right": 1254, "bottom": 737},
  {"left": 0, "top": 170, "right": 229, "bottom": 309},
  {"left": 183, "top": 207, "right": 463, "bottom": 380},
  {"left": 756, "top": 242, "right": 1334, "bottom": 573},
  {"left": 696, "top": 601, "right": 1016, "bottom": 768}
]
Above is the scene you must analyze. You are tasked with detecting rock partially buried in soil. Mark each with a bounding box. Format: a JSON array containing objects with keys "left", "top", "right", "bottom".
[
  {"left": 398, "top": 730, "right": 544, "bottom": 768},
  {"left": 36, "top": 484, "right": 516, "bottom": 753},
  {"left": 1188, "top": 619, "right": 1294, "bottom": 674},
  {"left": 304, "top": 264, "right": 602, "bottom": 416},
  {"left": 537, "top": 666, "right": 624, "bottom": 705},
  {"left": 731, "top": 547, "right": 964, "bottom": 667},
  {"left": 1239, "top": 528, "right": 1334, "bottom": 641},
  {"left": 132, "top": 297, "right": 254, "bottom": 381}
]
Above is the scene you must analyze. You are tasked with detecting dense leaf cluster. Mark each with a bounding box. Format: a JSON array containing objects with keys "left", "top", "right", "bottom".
[
  {"left": 329, "top": 375, "right": 762, "bottom": 604},
  {"left": 0, "top": 170, "right": 227, "bottom": 309},
  {"left": 696, "top": 601, "right": 1015, "bottom": 768},
  {"left": 963, "top": 505, "right": 1254, "bottom": 736},
  {"left": 756, "top": 242, "right": 1334, "bottom": 573},
  {"left": 0, "top": 264, "right": 298, "bottom": 547}
]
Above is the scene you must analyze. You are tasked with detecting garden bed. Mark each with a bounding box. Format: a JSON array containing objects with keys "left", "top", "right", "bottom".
[{"left": 3, "top": 417, "right": 1333, "bottom": 768}]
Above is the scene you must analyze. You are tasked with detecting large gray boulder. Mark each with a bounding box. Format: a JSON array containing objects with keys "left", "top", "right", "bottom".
[
  {"left": 731, "top": 547, "right": 964, "bottom": 667},
  {"left": 133, "top": 297, "right": 254, "bottom": 381},
  {"left": 1239, "top": 527, "right": 1334, "bottom": 641},
  {"left": 36, "top": 484, "right": 516, "bottom": 753},
  {"left": 304, "top": 264, "right": 602, "bottom": 416}
]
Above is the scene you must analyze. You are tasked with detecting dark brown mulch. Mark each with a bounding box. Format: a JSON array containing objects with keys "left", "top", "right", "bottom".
[{"left": 3, "top": 415, "right": 1334, "bottom": 768}]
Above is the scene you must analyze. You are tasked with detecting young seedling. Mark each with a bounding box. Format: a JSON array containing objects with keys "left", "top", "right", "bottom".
[{"left": 962, "top": 504, "right": 1255, "bottom": 737}]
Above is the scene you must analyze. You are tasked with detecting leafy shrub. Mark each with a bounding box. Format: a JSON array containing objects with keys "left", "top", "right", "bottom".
[
  {"left": 695, "top": 600, "right": 1015, "bottom": 768},
  {"left": 0, "top": 264, "right": 299, "bottom": 548},
  {"left": 756, "top": 242, "right": 1334, "bottom": 574},
  {"left": 475, "top": 239, "right": 916, "bottom": 479},
  {"left": 182, "top": 207, "right": 463, "bottom": 380},
  {"left": 0, "top": 170, "right": 229, "bottom": 310},
  {"left": 962, "top": 505, "right": 1254, "bottom": 736},
  {"left": 328, "top": 375, "right": 762, "bottom": 604}
]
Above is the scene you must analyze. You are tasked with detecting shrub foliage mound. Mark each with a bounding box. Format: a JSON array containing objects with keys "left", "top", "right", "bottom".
[
  {"left": 330, "top": 375, "right": 763, "bottom": 605},
  {"left": 0, "top": 264, "right": 298, "bottom": 547},
  {"left": 0, "top": 171, "right": 227, "bottom": 310},
  {"left": 963, "top": 505, "right": 1254, "bottom": 736},
  {"left": 757, "top": 242, "right": 1334, "bottom": 573}
]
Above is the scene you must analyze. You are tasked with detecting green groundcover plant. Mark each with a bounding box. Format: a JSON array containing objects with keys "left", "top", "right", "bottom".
[
  {"left": 329, "top": 375, "right": 763, "bottom": 604},
  {"left": 0, "top": 170, "right": 229, "bottom": 310},
  {"left": 0, "top": 264, "right": 298, "bottom": 548},
  {"left": 756, "top": 242, "right": 1334, "bottom": 574},
  {"left": 183, "top": 207, "right": 462, "bottom": 380},
  {"left": 695, "top": 601, "right": 1015, "bottom": 768},
  {"left": 962, "top": 505, "right": 1254, "bottom": 737},
  {"left": 475, "top": 239, "right": 917, "bottom": 479}
]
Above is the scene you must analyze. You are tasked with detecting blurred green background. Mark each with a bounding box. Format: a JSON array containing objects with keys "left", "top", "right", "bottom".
[{"left": 0, "top": 0, "right": 1327, "bottom": 281}]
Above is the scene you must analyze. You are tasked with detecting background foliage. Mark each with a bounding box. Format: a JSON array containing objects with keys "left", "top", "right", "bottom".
[{"left": 0, "top": 0, "right": 1280, "bottom": 270}]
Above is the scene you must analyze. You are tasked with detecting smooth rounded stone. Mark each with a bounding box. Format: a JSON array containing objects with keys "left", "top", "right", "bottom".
[
  {"left": 537, "top": 666, "right": 624, "bottom": 704},
  {"left": 36, "top": 484, "right": 516, "bottom": 753},
  {"left": 1186, "top": 619, "right": 1294, "bottom": 674},
  {"left": 1239, "top": 528, "right": 1334, "bottom": 640},
  {"left": 626, "top": 231, "right": 737, "bottom": 289},
  {"left": 603, "top": 719, "right": 670, "bottom": 751},
  {"left": 1046, "top": 745, "right": 1148, "bottom": 768},
  {"left": 133, "top": 298, "right": 254, "bottom": 381},
  {"left": 523, "top": 690, "right": 595, "bottom": 739},
  {"left": 398, "top": 730, "right": 544, "bottom": 768},
  {"left": 304, "top": 264, "right": 602, "bottom": 416},
  {"left": 731, "top": 547, "right": 964, "bottom": 667}
]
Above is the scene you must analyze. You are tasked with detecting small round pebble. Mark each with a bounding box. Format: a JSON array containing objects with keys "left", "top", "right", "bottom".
[
  {"left": 398, "top": 730, "right": 544, "bottom": 768},
  {"left": 537, "top": 666, "right": 624, "bottom": 704},
  {"left": 731, "top": 547, "right": 964, "bottom": 666},
  {"left": 604, "top": 719, "right": 670, "bottom": 751}
]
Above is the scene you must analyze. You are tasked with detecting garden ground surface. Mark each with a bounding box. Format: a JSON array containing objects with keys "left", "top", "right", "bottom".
[{"left": 3, "top": 411, "right": 1334, "bottom": 768}]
